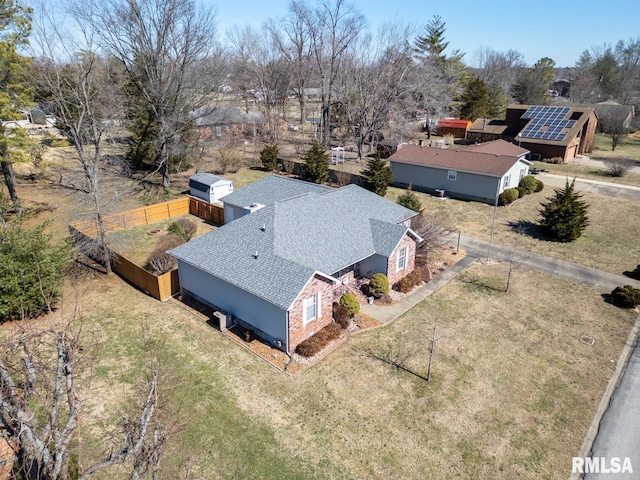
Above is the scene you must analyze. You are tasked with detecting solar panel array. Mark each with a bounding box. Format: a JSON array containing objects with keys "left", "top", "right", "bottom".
[{"left": 518, "top": 106, "right": 576, "bottom": 142}]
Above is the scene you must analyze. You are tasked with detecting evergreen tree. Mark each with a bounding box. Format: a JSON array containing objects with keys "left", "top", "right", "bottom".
[
  {"left": 302, "top": 142, "right": 330, "bottom": 184},
  {"left": 0, "top": 0, "right": 34, "bottom": 212},
  {"left": 414, "top": 15, "right": 449, "bottom": 63},
  {"left": 538, "top": 179, "right": 589, "bottom": 242},
  {"left": 396, "top": 186, "right": 423, "bottom": 214},
  {"left": 458, "top": 76, "right": 490, "bottom": 120},
  {"left": 361, "top": 155, "right": 393, "bottom": 196},
  {"left": 0, "top": 222, "right": 72, "bottom": 321},
  {"left": 260, "top": 144, "right": 279, "bottom": 171}
]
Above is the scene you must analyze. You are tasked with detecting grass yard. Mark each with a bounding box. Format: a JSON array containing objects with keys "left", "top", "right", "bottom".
[
  {"left": 533, "top": 162, "right": 640, "bottom": 187},
  {"left": 106, "top": 215, "right": 216, "bottom": 265},
  {"left": 384, "top": 186, "right": 640, "bottom": 276},
  {"left": 592, "top": 131, "right": 640, "bottom": 160},
  {"left": 67, "top": 261, "right": 636, "bottom": 479}
]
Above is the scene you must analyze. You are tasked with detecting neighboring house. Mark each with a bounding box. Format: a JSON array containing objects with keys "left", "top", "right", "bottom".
[
  {"left": 220, "top": 174, "right": 332, "bottom": 223},
  {"left": 388, "top": 139, "right": 531, "bottom": 204},
  {"left": 189, "top": 173, "right": 233, "bottom": 203},
  {"left": 436, "top": 119, "right": 472, "bottom": 138},
  {"left": 169, "top": 178, "right": 420, "bottom": 354},
  {"left": 467, "top": 104, "right": 598, "bottom": 161}
]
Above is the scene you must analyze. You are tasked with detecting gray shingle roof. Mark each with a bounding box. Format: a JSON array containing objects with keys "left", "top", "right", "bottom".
[
  {"left": 170, "top": 182, "right": 418, "bottom": 310},
  {"left": 189, "top": 173, "right": 229, "bottom": 187},
  {"left": 219, "top": 174, "right": 332, "bottom": 207}
]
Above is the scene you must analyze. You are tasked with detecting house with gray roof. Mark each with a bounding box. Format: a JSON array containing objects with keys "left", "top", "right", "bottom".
[
  {"left": 220, "top": 174, "right": 333, "bottom": 222},
  {"left": 388, "top": 140, "right": 532, "bottom": 204},
  {"left": 169, "top": 177, "right": 420, "bottom": 354}
]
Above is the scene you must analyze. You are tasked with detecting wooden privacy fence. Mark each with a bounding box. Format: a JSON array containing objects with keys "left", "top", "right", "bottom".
[{"left": 69, "top": 196, "right": 224, "bottom": 302}]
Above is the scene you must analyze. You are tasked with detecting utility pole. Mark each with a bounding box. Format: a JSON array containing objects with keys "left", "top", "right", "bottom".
[{"left": 427, "top": 321, "right": 437, "bottom": 382}]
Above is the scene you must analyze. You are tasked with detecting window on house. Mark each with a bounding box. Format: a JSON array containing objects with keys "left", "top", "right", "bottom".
[
  {"left": 303, "top": 293, "right": 321, "bottom": 325},
  {"left": 520, "top": 168, "right": 526, "bottom": 180},
  {"left": 447, "top": 170, "right": 457, "bottom": 181},
  {"left": 396, "top": 246, "right": 408, "bottom": 272},
  {"left": 503, "top": 175, "right": 510, "bottom": 189}
]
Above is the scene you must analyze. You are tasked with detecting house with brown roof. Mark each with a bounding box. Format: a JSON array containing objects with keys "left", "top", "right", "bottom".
[
  {"left": 388, "top": 139, "right": 531, "bottom": 204},
  {"left": 467, "top": 105, "right": 598, "bottom": 162}
]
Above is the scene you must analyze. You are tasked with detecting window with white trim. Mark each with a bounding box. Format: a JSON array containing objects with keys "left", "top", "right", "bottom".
[
  {"left": 396, "top": 246, "right": 408, "bottom": 272},
  {"left": 447, "top": 170, "right": 457, "bottom": 181},
  {"left": 303, "top": 293, "right": 321, "bottom": 325},
  {"left": 503, "top": 175, "right": 510, "bottom": 189}
]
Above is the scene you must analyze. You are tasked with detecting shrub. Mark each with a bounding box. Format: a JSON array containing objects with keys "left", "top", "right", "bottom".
[
  {"left": 535, "top": 179, "right": 544, "bottom": 192},
  {"left": 333, "top": 304, "right": 351, "bottom": 329},
  {"left": 538, "top": 179, "right": 589, "bottom": 242},
  {"left": 368, "top": 273, "right": 389, "bottom": 298},
  {"left": 610, "top": 285, "right": 640, "bottom": 308},
  {"left": 0, "top": 222, "right": 72, "bottom": 322},
  {"left": 338, "top": 292, "right": 360, "bottom": 317},
  {"left": 361, "top": 154, "right": 393, "bottom": 196},
  {"left": 393, "top": 268, "right": 423, "bottom": 293},
  {"left": 628, "top": 265, "right": 640, "bottom": 281},
  {"left": 396, "top": 186, "right": 423, "bottom": 213},
  {"left": 519, "top": 174, "right": 538, "bottom": 194},
  {"left": 517, "top": 186, "right": 527, "bottom": 198},
  {"left": 295, "top": 322, "right": 342, "bottom": 357},
  {"left": 498, "top": 188, "right": 519, "bottom": 205},
  {"left": 260, "top": 144, "right": 279, "bottom": 171},
  {"left": 242, "top": 329, "right": 255, "bottom": 342},
  {"left": 377, "top": 294, "right": 393, "bottom": 305},
  {"left": 145, "top": 234, "right": 184, "bottom": 275},
  {"left": 170, "top": 217, "right": 197, "bottom": 241}
]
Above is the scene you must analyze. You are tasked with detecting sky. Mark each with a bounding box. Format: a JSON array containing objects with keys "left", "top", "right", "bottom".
[{"left": 201, "top": 0, "right": 639, "bottom": 68}]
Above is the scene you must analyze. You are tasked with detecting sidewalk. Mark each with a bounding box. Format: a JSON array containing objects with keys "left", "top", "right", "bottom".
[{"left": 359, "top": 254, "right": 477, "bottom": 323}]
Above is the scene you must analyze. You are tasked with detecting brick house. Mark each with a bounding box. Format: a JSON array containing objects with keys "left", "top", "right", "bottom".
[{"left": 169, "top": 176, "right": 421, "bottom": 354}]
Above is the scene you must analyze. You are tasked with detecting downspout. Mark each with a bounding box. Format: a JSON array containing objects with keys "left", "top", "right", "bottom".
[{"left": 286, "top": 310, "right": 291, "bottom": 356}]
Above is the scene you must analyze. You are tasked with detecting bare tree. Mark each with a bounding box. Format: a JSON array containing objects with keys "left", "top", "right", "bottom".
[
  {"left": 306, "top": 0, "right": 365, "bottom": 146},
  {"left": 91, "top": 0, "right": 221, "bottom": 188},
  {"left": 598, "top": 106, "right": 633, "bottom": 151},
  {"left": 0, "top": 316, "right": 171, "bottom": 479},
  {"left": 265, "top": 0, "right": 314, "bottom": 125},
  {"left": 227, "top": 25, "right": 291, "bottom": 144},
  {"left": 338, "top": 24, "right": 415, "bottom": 159},
  {"left": 411, "top": 212, "right": 453, "bottom": 276},
  {"left": 31, "top": 4, "right": 122, "bottom": 274}
]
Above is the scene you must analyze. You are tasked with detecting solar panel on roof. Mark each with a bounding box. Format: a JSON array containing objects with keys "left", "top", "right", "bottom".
[{"left": 519, "top": 106, "right": 574, "bottom": 141}]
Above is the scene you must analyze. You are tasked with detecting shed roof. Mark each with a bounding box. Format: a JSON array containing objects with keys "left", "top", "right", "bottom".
[
  {"left": 170, "top": 183, "right": 418, "bottom": 310},
  {"left": 189, "top": 173, "right": 230, "bottom": 187},
  {"left": 388, "top": 144, "right": 530, "bottom": 177},
  {"left": 438, "top": 119, "right": 472, "bottom": 129}
]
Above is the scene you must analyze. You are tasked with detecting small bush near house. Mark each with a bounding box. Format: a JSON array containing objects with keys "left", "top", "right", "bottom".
[
  {"left": 610, "top": 285, "right": 640, "bottom": 309},
  {"left": 519, "top": 174, "right": 538, "bottom": 194},
  {"left": 535, "top": 179, "right": 544, "bottom": 192},
  {"left": 498, "top": 188, "right": 519, "bottom": 205},
  {"left": 168, "top": 218, "right": 197, "bottom": 241},
  {"left": 295, "top": 322, "right": 343, "bottom": 357},
  {"left": 145, "top": 234, "right": 185, "bottom": 275},
  {"left": 333, "top": 304, "right": 351, "bottom": 329},
  {"left": 517, "top": 186, "right": 527, "bottom": 198},
  {"left": 545, "top": 156, "right": 564, "bottom": 164},
  {"left": 377, "top": 294, "right": 393, "bottom": 305},
  {"left": 368, "top": 273, "right": 390, "bottom": 298},
  {"left": 338, "top": 292, "right": 360, "bottom": 317},
  {"left": 393, "top": 268, "right": 423, "bottom": 294}
]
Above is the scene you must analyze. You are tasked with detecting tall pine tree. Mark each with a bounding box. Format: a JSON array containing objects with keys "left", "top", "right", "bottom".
[
  {"left": 361, "top": 155, "right": 393, "bottom": 196},
  {"left": 302, "top": 142, "right": 330, "bottom": 184},
  {"left": 538, "top": 178, "right": 589, "bottom": 242}
]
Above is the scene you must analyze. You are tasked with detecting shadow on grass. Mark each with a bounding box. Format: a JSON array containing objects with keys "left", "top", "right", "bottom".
[
  {"left": 506, "top": 220, "right": 547, "bottom": 241},
  {"left": 458, "top": 271, "right": 505, "bottom": 293}
]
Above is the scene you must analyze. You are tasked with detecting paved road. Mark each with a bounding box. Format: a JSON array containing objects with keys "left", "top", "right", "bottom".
[
  {"left": 537, "top": 173, "right": 640, "bottom": 202},
  {"left": 585, "top": 337, "right": 640, "bottom": 480}
]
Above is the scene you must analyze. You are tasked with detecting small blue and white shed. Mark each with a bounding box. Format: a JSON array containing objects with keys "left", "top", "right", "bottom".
[{"left": 188, "top": 173, "right": 233, "bottom": 203}]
